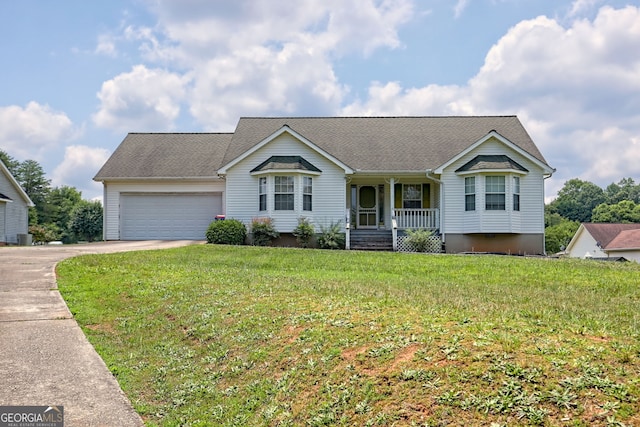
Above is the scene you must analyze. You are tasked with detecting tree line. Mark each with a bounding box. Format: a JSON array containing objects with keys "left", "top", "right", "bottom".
[
  {"left": 545, "top": 177, "right": 640, "bottom": 254},
  {"left": 1, "top": 150, "right": 103, "bottom": 243}
]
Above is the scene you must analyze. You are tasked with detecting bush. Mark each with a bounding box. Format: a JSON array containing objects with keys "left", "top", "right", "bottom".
[
  {"left": 404, "top": 228, "right": 437, "bottom": 252},
  {"left": 69, "top": 200, "right": 103, "bottom": 242},
  {"left": 29, "top": 224, "right": 59, "bottom": 244},
  {"left": 293, "top": 217, "right": 315, "bottom": 248},
  {"left": 317, "top": 221, "right": 345, "bottom": 250},
  {"left": 251, "top": 217, "right": 279, "bottom": 246},
  {"left": 206, "top": 219, "right": 246, "bottom": 245}
]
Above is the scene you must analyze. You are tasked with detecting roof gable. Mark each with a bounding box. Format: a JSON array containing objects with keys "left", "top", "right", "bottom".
[
  {"left": 218, "top": 125, "right": 353, "bottom": 174},
  {"left": 434, "top": 130, "right": 554, "bottom": 175},
  {"left": 0, "top": 161, "right": 34, "bottom": 206}
]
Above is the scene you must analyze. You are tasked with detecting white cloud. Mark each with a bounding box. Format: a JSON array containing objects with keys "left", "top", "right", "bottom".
[
  {"left": 95, "top": 34, "right": 118, "bottom": 57},
  {"left": 119, "top": 0, "right": 414, "bottom": 129},
  {"left": 568, "top": 0, "right": 603, "bottom": 18},
  {"left": 0, "top": 102, "right": 80, "bottom": 161},
  {"left": 343, "top": 5, "right": 640, "bottom": 199},
  {"left": 93, "top": 65, "right": 188, "bottom": 132},
  {"left": 51, "top": 145, "right": 111, "bottom": 199},
  {"left": 341, "top": 81, "right": 467, "bottom": 116},
  {"left": 454, "top": 0, "right": 469, "bottom": 19}
]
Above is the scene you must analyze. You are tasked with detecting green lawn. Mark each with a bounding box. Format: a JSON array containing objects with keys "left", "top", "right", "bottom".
[{"left": 57, "top": 245, "right": 640, "bottom": 426}]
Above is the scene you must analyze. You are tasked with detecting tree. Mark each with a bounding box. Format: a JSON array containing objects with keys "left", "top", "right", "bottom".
[
  {"left": 591, "top": 200, "right": 640, "bottom": 223},
  {"left": 69, "top": 201, "right": 103, "bottom": 242},
  {"left": 40, "top": 186, "right": 84, "bottom": 243},
  {"left": 548, "top": 178, "right": 605, "bottom": 223},
  {"left": 605, "top": 177, "right": 640, "bottom": 204},
  {"left": 545, "top": 219, "right": 580, "bottom": 254},
  {"left": 0, "top": 150, "right": 20, "bottom": 175},
  {"left": 14, "top": 159, "right": 51, "bottom": 223}
]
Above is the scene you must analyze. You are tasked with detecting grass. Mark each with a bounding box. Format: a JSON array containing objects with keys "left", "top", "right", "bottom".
[{"left": 57, "top": 245, "right": 640, "bottom": 426}]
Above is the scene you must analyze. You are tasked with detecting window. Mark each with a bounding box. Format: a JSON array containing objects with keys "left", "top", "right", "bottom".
[
  {"left": 485, "top": 176, "right": 506, "bottom": 210},
  {"left": 259, "top": 177, "right": 267, "bottom": 211},
  {"left": 403, "top": 184, "right": 422, "bottom": 209},
  {"left": 513, "top": 176, "right": 520, "bottom": 211},
  {"left": 303, "top": 176, "right": 312, "bottom": 211},
  {"left": 465, "top": 177, "right": 476, "bottom": 211},
  {"left": 274, "top": 176, "right": 294, "bottom": 210}
]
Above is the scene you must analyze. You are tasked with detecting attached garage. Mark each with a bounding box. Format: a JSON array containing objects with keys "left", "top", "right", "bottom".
[{"left": 120, "top": 192, "right": 222, "bottom": 240}]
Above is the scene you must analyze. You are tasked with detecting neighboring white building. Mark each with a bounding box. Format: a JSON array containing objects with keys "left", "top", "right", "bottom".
[
  {"left": 94, "top": 116, "right": 555, "bottom": 254},
  {"left": 0, "top": 160, "right": 34, "bottom": 245},
  {"left": 566, "top": 223, "right": 640, "bottom": 262}
]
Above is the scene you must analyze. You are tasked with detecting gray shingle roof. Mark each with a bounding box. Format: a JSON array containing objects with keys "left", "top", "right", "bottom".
[
  {"left": 224, "top": 116, "right": 549, "bottom": 172},
  {"left": 95, "top": 116, "right": 550, "bottom": 180},
  {"left": 94, "top": 133, "right": 233, "bottom": 180},
  {"left": 455, "top": 155, "right": 529, "bottom": 173}
]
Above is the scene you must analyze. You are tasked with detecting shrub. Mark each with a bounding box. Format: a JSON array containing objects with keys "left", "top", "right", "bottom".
[
  {"left": 404, "top": 228, "right": 438, "bottom": 252},
  {"left": 293, "top": 217, "right": 315, "bottom": 248},
  {"left": 206, "top": 219, "right": 246, "bottom": 245},
  {"left": 317, "top": 221, "right": 345, "bottom": 250},
  {"left": 69, "top": 200, "right": 103, "bottom": 242},
  {"left": 251, "top": 217, "right": 279, "bottom": 246},
  {"left": 29, "top": 224, "right": 59, "bottom": 244}
]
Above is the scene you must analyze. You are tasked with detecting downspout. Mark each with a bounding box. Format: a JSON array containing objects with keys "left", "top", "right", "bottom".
[
  {"left": 425, "top": 170, "right": 444, "bottom": 246},
  {"left": 542, "top": 171, "right": 555, "bottom": 256},
  {"left": 102, "top": 183, "right": 107, "bottom": 241}
]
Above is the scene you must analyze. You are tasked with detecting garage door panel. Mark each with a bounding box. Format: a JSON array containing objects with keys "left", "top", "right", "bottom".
[{"left": 121, "top": 193, "right": 222, "bottom": 240}]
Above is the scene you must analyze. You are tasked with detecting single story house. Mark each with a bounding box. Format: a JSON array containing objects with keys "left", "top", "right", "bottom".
[
  {"left": 0, "top": 160, "right": 34, "bottom": 245},
  {"left": 94, "top": 116, "right": 555, "bottom": 254},
  {"left": 565, "top": 223, "right": 640, "bottom": 262}
]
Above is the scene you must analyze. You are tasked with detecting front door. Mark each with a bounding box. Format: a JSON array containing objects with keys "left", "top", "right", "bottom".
[{"left": 357, "top": 185, "right": 378, "bottom": 228}]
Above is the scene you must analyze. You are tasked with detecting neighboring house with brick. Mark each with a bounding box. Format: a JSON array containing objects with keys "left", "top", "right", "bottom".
[
  {"left": 0, "top": 160, "right": 34, "bottom": 245},
  {"left": 94, "top": 116, "right": 555, "bottom": 254},
  {"left": 565, "top": 223, "right": 640, "bottom": 262}
]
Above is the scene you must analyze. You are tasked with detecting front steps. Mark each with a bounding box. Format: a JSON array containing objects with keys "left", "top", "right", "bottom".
[{"left": 349, "top": 229, "right": 393, "bottom": 251}]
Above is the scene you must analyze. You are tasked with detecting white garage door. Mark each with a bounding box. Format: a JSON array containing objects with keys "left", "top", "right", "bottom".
[{"left": 121, "top": 193, "right": 222, "bottom": 240}]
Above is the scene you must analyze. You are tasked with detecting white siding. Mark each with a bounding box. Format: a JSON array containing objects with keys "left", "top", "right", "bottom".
[
  {"left": 608, "top": 250, "right": 640, "bottom": 263},
  {"left": 0, "top": 174, "right": 30, "bottom": 244},
  {"left": 567, "top": 231, "right": 607, "bottom": 259},
  {"left": 102, "top": 180, "right": 225, "bottom": 240},
  {"left": 224, "top": 133, "right": 347, "bottom": 232},
  {"left": 0, "top": 202, "right": 5, "bottom": 242},
  {"left": 441, "top": 138, "right": 546, "bottom": 235}
]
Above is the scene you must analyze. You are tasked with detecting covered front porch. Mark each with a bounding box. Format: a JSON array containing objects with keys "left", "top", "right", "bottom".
[{"left": 344, "top": 176, "right": 441, "bottom": 251}]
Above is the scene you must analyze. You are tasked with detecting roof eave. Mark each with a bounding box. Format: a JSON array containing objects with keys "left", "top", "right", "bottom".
[{"left": 94, "top": 176, "right": 223, "bottom": 182}]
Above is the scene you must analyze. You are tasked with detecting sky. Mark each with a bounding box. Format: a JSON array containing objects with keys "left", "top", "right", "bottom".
[{"left": 1, "top": 0, "right": 639, "bottom": 202}]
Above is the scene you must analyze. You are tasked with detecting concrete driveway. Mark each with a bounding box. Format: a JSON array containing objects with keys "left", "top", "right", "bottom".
[{"left": 0, "top": 240, "right": 201, "bottom": 426}]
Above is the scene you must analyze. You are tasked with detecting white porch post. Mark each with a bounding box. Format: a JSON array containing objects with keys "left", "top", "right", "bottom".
[
  {"left": 390, "top": 177, "right": 396, "bottom": 250},
  {"left": 389, "top": 177, "right": 395, "bottom": 224}
]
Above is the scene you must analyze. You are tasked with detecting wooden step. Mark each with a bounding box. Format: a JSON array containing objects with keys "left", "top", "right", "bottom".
[{"left": 349, "top": 230, "right": 393, "bottom": 251}]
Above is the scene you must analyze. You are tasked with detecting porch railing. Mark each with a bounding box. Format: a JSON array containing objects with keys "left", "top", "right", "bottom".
[{"left": 394, "top": 208, "right": 439, "bottom": 229}]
